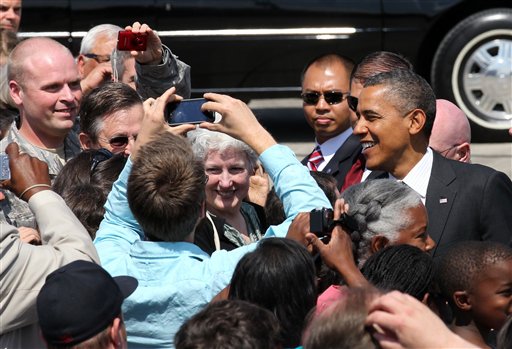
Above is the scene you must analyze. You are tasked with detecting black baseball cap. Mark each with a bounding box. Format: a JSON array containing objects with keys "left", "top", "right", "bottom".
[{"left": 37, "top": 260, "right": 137, "bottom": 347}]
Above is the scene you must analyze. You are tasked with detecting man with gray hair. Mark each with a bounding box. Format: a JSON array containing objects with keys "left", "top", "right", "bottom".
[
  {"left": 77, "top": 22, "right": 191, "bottom": 99},
  {"left": 354, "top": 69, "right": 512, "bottom": 256}
]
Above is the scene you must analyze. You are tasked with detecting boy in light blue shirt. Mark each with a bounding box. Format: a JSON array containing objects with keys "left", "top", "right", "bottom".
[{"left": 94, "top": 90, "right": 331, "bottom": 348}]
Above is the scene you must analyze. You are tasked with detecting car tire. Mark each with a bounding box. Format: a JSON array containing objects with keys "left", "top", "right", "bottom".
[{"left": 431, "top": 8, "right": 512, "bottom": 131}]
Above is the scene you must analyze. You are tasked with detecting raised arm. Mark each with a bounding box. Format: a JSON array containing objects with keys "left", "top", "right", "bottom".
[
  {"left": 0, "top": 143, "right": 98, "bottom": 335},
  {"left": 129, "top": 22, "right": 191, "bottom": 99}
]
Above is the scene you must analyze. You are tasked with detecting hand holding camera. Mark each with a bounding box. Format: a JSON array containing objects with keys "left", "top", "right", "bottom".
[
  {"left": 118, "top": 22, "right": 163, "bottom": 65},
  {"left": 307, "top": 199, "right": 367, "bottom": 287},
  {"left": 133, "top": 87, "right": 196, "bottom": 160}
]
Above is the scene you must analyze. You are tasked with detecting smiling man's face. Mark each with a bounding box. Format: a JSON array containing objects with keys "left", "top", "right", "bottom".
[{"left": 353, "top": 85, "right": 415, "bottom": 177}]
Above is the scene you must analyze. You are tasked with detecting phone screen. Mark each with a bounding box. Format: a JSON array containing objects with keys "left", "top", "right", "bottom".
[{"left": 165, "top": 98, "right": 215, "bottom": 125}]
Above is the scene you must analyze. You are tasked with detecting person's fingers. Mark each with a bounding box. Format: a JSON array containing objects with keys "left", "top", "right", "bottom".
[
  {"left": 5, "top": 142, "right": 20, "bottom": 159},
  {"left": 140, "top": 23, "right": 150, "bottom": 32},
  {"left": 168, "top": 124, "right": 196, "bottom": 136},
  {"left": 371, "top": 332, "right": 403, "bottom": 349},
  {"left": 367, "top": 292, "right": 404, "bottom": 314}
]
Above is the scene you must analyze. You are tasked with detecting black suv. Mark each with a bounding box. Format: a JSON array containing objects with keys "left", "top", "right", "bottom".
[{"left": 20, "top": 0, "right": 512, "bottom": 134}]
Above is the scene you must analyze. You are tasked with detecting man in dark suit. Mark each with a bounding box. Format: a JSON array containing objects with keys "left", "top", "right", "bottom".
[
  {"left": 353, "top": 69, "right": 512, "bottom": 257},
  {"left": 300, "top": 54, "right": 361, "bottom": 189}
]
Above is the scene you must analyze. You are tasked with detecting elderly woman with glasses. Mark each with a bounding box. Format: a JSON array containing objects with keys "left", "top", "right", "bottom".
[
  {"left": 79, "top": 82, "right": 142, "bottom": 157},
  {"left": 189, "top": 128, "right": 267, "bottom": 255}
]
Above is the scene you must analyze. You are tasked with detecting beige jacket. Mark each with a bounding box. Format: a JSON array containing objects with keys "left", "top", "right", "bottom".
[{"left": 0, "top": 190, "right": 99, "bottom": 348}]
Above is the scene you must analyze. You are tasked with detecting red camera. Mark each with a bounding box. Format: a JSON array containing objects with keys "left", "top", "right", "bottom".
[{"left": 117, "top": 30, "right": 148, "bottom": 51}]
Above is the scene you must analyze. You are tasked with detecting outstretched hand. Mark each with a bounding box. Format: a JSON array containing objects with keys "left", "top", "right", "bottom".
[
  {"left": 132, "top": 87, "right": 195, "bottom": 159},
  {"left": 247, "top": 164, "right": 270, "bottom": 207},
  {"left": 200, "top": 93, "right": 276, "bottom": 155},
  {"left": 366, "top": 291, "right": 479, "bottom": 349},
  {"left": 126, "top": 22, "right": 163, "bottom": 65}
]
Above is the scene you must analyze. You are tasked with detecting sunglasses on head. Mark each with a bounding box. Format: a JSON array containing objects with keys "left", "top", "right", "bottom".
[
  {"left": 301, "top": 91, "right": 350, "bottom": 105},
  {"left": 347, "top": 95, "right": 358, "bottom": 112}
]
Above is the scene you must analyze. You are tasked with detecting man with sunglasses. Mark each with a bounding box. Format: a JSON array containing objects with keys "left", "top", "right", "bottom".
[
  {"left": 79, "top": 82, "right": 142, "bottom": 157},
  {"left": 354, "top": 69, "right": 512, "bottom": 257},
  {"left": 300, "top": 53, "right": 363, "bottom": 190}
]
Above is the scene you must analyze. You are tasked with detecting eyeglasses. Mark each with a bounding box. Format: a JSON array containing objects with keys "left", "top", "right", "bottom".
[
  {"left": 98, "top": 134, "right": 137, "bottom": 149},
  {"left": 301, "top": 91, "right": 350, "bottom": 105},
  {"left": 90, "top": 148, "right": 113, "bottom": 173},
  {"left": 438, "top": 144, "right": 458, "bottom": 157},
  {"left": 83, "top": 53, "right": 111, "bottom": 63},
  {"left": 347, "top": 95, "right": 358, "bottom": 112}
]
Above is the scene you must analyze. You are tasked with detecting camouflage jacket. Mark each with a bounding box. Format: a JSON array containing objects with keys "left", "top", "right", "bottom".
[{"left": 0, "top": 121, "right": 80, "bottom": 227}]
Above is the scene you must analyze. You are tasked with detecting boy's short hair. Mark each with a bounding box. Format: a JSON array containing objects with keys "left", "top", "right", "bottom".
[
  {"left": 436, "top": 241, "right": 512, "bottom": 301},
  {"left": 174, "top": 299, "right": 282, "bottom": 349},
  {"left": 128, "top": 132, "right": 206, "bottom": 242}
]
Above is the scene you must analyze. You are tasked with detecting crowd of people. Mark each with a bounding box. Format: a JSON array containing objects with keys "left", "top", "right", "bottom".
[{"left": 1, "top": 1, "right": 512, "bottom": 348}]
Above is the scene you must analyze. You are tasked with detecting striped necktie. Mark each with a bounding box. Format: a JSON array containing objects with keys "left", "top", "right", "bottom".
[{"left": 307, "top": 146, "right": 324, "bottom": 171}]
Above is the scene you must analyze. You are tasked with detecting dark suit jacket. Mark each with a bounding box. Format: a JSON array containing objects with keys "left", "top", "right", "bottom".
[
  {"left": 301, "top": 134, "right": 361, "bottom": 189},
  {"left": 426, "top": 152, "right": 512, "bottom": 257}
]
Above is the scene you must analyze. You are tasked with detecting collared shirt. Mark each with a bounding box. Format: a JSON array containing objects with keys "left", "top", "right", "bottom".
[
  {"left": 314, "top": 128, "right": 352, "bottom": 171},
  {"left": 94, "top": 144, "right": 331, "bottom": 348},
  {"left": 389, "top": 148, "right": 434, "bottom": 204}
]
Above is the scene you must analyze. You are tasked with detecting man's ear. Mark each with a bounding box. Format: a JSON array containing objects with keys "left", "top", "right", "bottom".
[
  {"left": 109, "top": 317, "right": 124, "bottom": 349},
  {"left": 76, "top": 55, "right": 87, "bottom": 77},
  {"left": 370, "top": 235, "right": 389, "bottom": 253},
  {"left": 407, "top": 109, "right": 426, "bottom": 136},
  {"left": 79, "top": 132, "right": 93, "bottom": 150},
  {"left": 9, "top": 81, "right": 23, "bottom": 106},
  {"left": 453, "top": 290, "right": 472, "bottom": 311},
  {"left": 455, "top": 143, "right": 471, "bottom": 163}
]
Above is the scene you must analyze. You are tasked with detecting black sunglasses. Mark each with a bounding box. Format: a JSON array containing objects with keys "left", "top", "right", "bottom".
[
  {"left": 347, "top": 95, "right": 358, "bottom": 112},
  {"left": 301, "top": 91, "right": 349, "bottom": 105},
  {"left": 99, "top": 135, "right": 137, "bottom": 149},
  {"left": 90, "top": 148, "right": 113, "bottom": 173}
]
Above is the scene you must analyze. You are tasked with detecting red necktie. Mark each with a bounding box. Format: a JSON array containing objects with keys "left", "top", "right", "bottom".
[
  {"left": 307, "top": 146, "right": 323, "bottom": 171},
  {"left": 341, "top": 153, "right": 365, "bottom": 191}
]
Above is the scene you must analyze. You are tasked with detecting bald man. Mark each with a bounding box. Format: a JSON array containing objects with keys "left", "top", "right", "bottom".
[
  {"left": 4, "top": 37, "right": 81, "bottom": 173},
  {"left": 0, "top": 37, "right": 81, "bottom": 229},
  {"left": 429, "top": 99, "right": 471, "bottom": 163}
]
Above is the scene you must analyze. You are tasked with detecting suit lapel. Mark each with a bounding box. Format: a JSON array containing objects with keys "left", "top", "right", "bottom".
[
  {"left": 322, "top": 134, "right": 360, "bottom": 176},
  {"left": 426, "top": 153, "right": 457, "bottom": 254}
]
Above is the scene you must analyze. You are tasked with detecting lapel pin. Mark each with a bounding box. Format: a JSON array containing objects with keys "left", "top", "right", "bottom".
[{"left": 439, "top": 197, "right": 448, "bottom": 204}]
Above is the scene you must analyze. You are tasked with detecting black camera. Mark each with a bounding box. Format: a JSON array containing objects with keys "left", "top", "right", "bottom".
[{"left": 309, "top": 207, "right": 358, "bottom": 236}]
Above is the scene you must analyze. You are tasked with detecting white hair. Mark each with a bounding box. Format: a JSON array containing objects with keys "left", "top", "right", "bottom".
[
  {"left": 188, "top": 128, "right": 258, "bottom": 171},
  {"left": 80, "top": 24, "right": 123, "bottom": 54},
  {"left": 341, "top": 179, "right": 423, "bottom": 266}
]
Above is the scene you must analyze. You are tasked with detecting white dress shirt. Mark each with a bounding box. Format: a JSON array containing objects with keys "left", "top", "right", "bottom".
[
  {"left": 313, "top": 128, "right": 353, "bottom": 171},
  {"left": 389, "top": 148, "right": 434, "bottom": 204}
]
